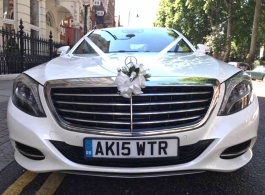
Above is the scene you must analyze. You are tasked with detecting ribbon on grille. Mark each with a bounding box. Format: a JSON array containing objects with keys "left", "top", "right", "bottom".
[{"left": 114, "top": 64, "right": 148, "bottom": 98}]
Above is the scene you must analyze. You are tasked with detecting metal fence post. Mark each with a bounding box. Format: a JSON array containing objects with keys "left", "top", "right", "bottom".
[
  {"left": 49, "top": 31, "right": 53, "bottom": 60},
  {"left": 19, "top": 19, "right": 25, "bottom": 72}
]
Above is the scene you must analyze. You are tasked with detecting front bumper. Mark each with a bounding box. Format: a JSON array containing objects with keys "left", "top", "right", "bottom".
[{"left": 7, "top": 85, "right": 260, "bottom": 177}]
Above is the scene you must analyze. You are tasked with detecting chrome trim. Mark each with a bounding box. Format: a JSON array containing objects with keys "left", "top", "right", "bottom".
[
  {"left": 16, "top": 147, "right": 45, "bottom": 160},
  {"left": 64, "top": 115, "right": 201, "bottom": 125},
  {"left": 58, "top": 109, "right": 131, "bottom": 116},
  {"left": 44, "top": 77, "right": 220, "bottom": 136},
  {"left": 133, "top": 99, "right": 211, "bottom": 105},
  {"left": 64, "top": 117, "right": 131, "bottom": 125},
  {"left": 133, "top": 107, "right": 206, "bottom": 115},
  {"left": 220, "top": 149, "right": 249, "bottom": 158},
  {"left": 55, "top": 101, "right": 130, "bottom": 106},
  {"left": 53, "top": 91, "right": 210, "bottom": 97},
  {"left": 58, "top": 107, "right": 206, "bottom": 116},
  {"left": 62, "top": 170, "right": 205, "bottom": 178},
  {"left": 55, "top": 99, "right": 210, "bottom": 106},
  {"left": 133, "top": 116, "right": 201, "bottom": 124},
  {"left": 130, "top": 97, "right": 133, "bottom": 132}
]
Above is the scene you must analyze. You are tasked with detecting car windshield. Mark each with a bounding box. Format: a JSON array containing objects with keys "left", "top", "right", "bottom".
[{"left": 73, "top": 28, "right": 193, "bottom": 54}]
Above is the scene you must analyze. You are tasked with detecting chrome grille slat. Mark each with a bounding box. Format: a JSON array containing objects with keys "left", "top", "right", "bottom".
[
  {"left": 58, "top": 108, "right": 130, "bottom": 115},
  {"left": 64, "top": 116, "right": 201, "bottom": 125},
  {"left": 57, "top": 107, "right": 207, "bottom": 116},
  {"left": 55, "top": 101, "right": 130, "bottom": 106},
  {"left": 54, "top": 99, "right": 210, "bottom": 106},
  {"left": 133, "top": 116, "right": 201, "bottom": 125},
  {"left": 133, "top": 107, "right": 207, "bottom": 115},
  {"left": 53, "top": 93, "right": 120, "bottom": 97},
  {"left": 64, "top": 117, "right": 130, "bottom": 125},
  {"left": 53, "top": 91, "right": 210, "bottom": 97}
]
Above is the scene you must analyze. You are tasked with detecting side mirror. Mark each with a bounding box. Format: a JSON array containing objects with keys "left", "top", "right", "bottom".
[
  {"left": 197, "top": 44, "right": 210, "bottom": 54},
  {"left": 57, "top": 46, "right": 70, "bottom": 55}
]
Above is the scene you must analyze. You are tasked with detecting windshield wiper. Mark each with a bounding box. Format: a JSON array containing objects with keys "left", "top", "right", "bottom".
[{"left": 108, "top": 50, "right": 139, "bottom": 53}]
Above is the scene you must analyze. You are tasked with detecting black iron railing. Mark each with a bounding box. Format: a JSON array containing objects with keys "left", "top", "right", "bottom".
[{"left": 0, "top": 19, "right": 72, "bottom": 75}]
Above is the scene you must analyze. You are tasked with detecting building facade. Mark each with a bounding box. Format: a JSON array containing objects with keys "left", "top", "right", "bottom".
[{"left": 0, "top": 0, "right": 117, "bottom": 45}]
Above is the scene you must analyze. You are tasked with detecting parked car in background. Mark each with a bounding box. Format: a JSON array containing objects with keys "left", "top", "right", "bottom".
[
  {"left": 245, "top": 66, "right": 265, "bottom": 81},
  {"left": 228, "top": 62, "right": 251, "bottom": 71}
]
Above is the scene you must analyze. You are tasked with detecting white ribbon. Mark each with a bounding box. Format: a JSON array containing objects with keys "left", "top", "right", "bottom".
[
  {"left": 66, "top": 33, "right": 188, "bottom": 98},
  {"left": 60, "top": 51, "right": 73, "bottom": 59},
  {"left": 114, "top": 63, "right": 147, "bottom": 98}
]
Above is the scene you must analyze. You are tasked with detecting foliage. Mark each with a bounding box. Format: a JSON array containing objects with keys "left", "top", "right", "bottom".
[
  {"left": 205, "top": 27, "right": 226, "bottom": 56},
  {"left": 253, "top": 60, "right": 260, "bottom": 68},
  {"left": 155, "top": 0, "right": 265, "bottom": 62},
  {"left": 154, "top": 0, "right": 211, "bottom": 45}
]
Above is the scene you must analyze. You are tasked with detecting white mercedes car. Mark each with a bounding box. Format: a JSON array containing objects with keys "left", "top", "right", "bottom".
[{"left": 7, "top": 27, "right": 259, "bottom": 178}]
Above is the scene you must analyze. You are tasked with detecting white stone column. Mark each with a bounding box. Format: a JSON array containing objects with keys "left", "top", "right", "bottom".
[
  {"left": 39, "top": 0, "right": 46, "bottom": 38},
  {"left": 17, "top": 0, "right": 30, "bottom": 34},
  {"left": 0, "top": 0, "right": 3, "bottom": 28}
]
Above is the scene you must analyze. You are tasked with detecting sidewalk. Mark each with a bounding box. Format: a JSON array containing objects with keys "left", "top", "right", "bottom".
[{"left": 0, "top": 79, "right": 15, "bottom": 171}]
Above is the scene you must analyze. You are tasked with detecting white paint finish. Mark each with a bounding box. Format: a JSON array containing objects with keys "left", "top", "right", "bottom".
[
  {"left": 24, "top": 52, "right": 240, "bottom": 85},
  {"left": 24, "top": 27, "right": 241, "bottom": 85},
  {"left": 6, "top": 27, "right": 260, "bottom": 176},
  {"left": 7, "top": 95, "right": 259, "bottom": 173}
]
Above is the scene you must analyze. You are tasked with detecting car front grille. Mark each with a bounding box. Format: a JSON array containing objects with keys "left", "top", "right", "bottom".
[
  {"left": 50, "top": 139, "right": 214, "bottom": 167},
  {"left": 49, "top": 86, "right": 214, "bottom": 133}
]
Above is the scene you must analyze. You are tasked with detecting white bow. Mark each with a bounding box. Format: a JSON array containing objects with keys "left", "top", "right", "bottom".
[{"left": 114, "top": 64, "right": 147, "bottom": 98}]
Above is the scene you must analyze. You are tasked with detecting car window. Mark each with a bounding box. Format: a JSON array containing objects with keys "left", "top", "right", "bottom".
[
  {"left": 253, "top": 66, "right": 265, "bottom": 72},
  {"left": 73, "top": 28, "right": 192, "bottom": 54}
]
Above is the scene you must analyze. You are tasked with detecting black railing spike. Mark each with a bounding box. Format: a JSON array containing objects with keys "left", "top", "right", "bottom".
[
  {"left": 67, "top": 38, "right": 70, "bottom": 45},
  {"left": 49, "top": 31, "right": 53, "bottom": 60},
  {"left": 19, "top": 19, "right": 24, "bottom": 31},
  {"left": 49, "top": 31, "right": 53, "bottom": 40}
]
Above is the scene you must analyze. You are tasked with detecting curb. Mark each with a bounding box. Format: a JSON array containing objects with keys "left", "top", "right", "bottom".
[{"left": 0, "top": 74, "right": 20, "bottom": 81}]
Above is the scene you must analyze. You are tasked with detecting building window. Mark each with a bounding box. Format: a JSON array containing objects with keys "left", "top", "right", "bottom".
[
  {"left": 94, "top": 0, "right": 101, "bottom": 6},
  {"left": 30, "top": 0, "right": 39, "bottom": 27},
  {"left": 30, "top": 29, "right": 39, "bottom": 54},
  {"left": 3, "top": 24, "right": 14, "bottom": 31},
  {"left": 3, "top": 0, "right": 14, "bottom": 19},
  {"left": 46, "top": 12, "right": 54, "bottom": 27},
  {"left": 96, "top": 11, "right": 104, "bottom": 16}
]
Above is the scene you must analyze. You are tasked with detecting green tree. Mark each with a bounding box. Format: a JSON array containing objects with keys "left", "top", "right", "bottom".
[
  {"left": 155, "top": 0, "right": 211, "bottom": 45},
  {"left": 155, "top": 0, "right": 265, "bottom": 63},
  {"left": 246, "top": 0, "right": 262, "bottom": 67}
]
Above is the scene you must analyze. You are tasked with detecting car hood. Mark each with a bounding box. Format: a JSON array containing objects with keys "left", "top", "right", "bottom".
[{"left": 25, "top": 52, "right": 240, "bottom": 85}]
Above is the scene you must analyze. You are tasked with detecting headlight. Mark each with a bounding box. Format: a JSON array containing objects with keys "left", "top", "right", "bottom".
[
  {"left": 218, "top": 72, "right": 254, "bottom": 115},
  {"left": 12, "top": 74, "right": 46, "bottom": 117}
]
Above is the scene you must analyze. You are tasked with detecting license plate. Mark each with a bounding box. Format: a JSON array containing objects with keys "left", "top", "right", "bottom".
[{"left": 84, "top": 138, "right": 178, "bottom": 159}]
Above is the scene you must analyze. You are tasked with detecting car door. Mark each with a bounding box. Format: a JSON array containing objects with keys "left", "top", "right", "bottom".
[
  {"left": 261, "top": 69, "right": 265, "bottom": 80},
  {"left": 251, "top": 68, "right": 262, "bottom": 79}
]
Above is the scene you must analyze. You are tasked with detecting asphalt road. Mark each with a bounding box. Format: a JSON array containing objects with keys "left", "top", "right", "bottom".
[{"left": 0, "top": 81, "right": 265, "bottom": 195}]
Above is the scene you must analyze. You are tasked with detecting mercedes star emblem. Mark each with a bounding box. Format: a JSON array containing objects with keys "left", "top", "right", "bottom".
[{"left": 124, "top": 56, "right": 138, "bottom": 66}]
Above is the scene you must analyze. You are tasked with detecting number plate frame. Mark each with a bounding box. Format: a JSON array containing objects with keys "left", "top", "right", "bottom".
[{"left": 83, "top": 137, "right": 179, "bottom": 160}]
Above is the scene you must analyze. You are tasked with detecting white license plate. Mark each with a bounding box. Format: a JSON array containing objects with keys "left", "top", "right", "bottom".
[{"left": 84, "top": 138, "right": 178, "bottom": 158}]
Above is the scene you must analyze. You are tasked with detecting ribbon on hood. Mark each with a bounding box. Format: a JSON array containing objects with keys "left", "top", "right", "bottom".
[{"left": 60, "top": 32, "right": 190, "bottom": 98}]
